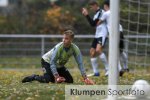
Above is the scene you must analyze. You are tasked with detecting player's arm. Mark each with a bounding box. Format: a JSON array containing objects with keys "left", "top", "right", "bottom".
[
  {"left": 73, "top": 47, "right": 86, "bottom": 78},
  {"left": 96, "top": 12, "right": 106, "bottom": 26},
  {"left": 50, "top": 46, "right": 65, "bottom": 83},
  {"left": 96, "top": 19, "right": 103, "bottom": 26},
  {"left": 73, "top": 45, "right": 95, "bottom": 85},
  {"left": 82, "top": 8, "right": 99, "bottom": 27}
]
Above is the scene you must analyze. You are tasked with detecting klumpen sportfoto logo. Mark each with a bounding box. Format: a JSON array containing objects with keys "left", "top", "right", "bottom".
[
  {"left": 70, "top": 88, "right": 144, "bottom": 96},
  {"left": 65, "top": 85, "right": 150, "bottom": 100}
]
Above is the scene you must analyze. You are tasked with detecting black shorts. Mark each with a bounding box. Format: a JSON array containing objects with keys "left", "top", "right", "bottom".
[
  {"left": 119, "top": 32, "right": 124, "bottom": 53},
  {"left": 91, "top": 37, "right": 107, "bottom": 49},
  {"left": 41, "top": 59, "right": 73, "bottom": 83}
]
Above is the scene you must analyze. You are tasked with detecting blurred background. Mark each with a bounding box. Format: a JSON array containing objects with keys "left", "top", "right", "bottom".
[
  {"left": 0, "top": 1, "right": 150, "bottom": 99},
  {"left": 0, "top": 0, "right": 149, "bottom": 69},
  {"left": 0, "top": 0, "right": 94, "bottom": 34}
]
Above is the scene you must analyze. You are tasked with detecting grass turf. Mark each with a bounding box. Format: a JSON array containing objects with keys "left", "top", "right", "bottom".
[{"left": 0, "top": 68, "right": 150, "bottom": 100}]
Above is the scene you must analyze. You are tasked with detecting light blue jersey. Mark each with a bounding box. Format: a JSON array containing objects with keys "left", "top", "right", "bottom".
[{"left": 42, "top": 42, "right": 86, "bottom": 76}]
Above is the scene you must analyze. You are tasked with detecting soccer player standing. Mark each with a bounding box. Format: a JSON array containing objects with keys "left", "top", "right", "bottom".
[
  {"left": 82, "top": 1, "right": 109, "bottom": 76},
  {"left": 119, "top": 25, "right": 129, "bottom": 72},
  {"left": 97, "top": 1, "right": 129, "bottom": 75}
]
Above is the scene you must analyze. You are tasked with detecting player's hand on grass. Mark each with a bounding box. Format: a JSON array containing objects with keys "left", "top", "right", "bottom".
[
  {"left": 83, "top": 77, "right": 95, "bottom": 85},
  {"left": 54, "top": 74, "right": 66, "bottom": 83}
]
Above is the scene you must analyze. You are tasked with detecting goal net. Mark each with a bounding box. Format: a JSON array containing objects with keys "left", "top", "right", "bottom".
[{"left": 120, "top": 0, "right": 150, "bottom": 69}]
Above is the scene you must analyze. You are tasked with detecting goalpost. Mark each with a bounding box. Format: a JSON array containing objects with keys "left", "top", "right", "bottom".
[
  {"left": 108, "top": 0, "right": 150, "bottom": 99},
  {"left": 108, "top": 0, "right": 120, "bottom": 99}
]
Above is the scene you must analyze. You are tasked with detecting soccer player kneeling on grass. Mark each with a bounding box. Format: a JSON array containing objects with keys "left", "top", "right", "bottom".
[{"left": 22, "top": 30, "right": 94, "bottom": 85}]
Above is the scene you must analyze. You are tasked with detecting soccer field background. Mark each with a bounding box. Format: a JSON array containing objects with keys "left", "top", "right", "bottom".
[
  {"left": 0, "top": 0, "right": 150, "bottom": 99},
  {"left": 0, "top": 57, "right": 150, "bottom": 100},
  {"left": 1, "top": 56, "right": 150, "bottom": 69}
]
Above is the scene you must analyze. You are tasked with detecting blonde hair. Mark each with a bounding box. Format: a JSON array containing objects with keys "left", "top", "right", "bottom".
[{"left": 63, "top": 30, "right": 74, "bottom": 39}]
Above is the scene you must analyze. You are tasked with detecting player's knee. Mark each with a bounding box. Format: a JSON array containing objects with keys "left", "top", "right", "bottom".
[
  {"left": 96, "top": 44, "right": 103, "bottom": 55},
  {"left": 90, "top": 51, "right": 95, "bottom": 57},
  {"left": 96, "top": 48, "right": 102, "bottom": 55},
  {"left": 90, "top": 49, "right": 96, "bottom": 57}
]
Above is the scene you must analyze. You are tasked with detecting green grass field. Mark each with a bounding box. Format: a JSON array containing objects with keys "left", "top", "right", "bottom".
[
  {"left": 0, "top": 68, "right": 150, "bottom": 100},
  {"left": 0, "top": 57, "right": 150, "bottom": 100}
]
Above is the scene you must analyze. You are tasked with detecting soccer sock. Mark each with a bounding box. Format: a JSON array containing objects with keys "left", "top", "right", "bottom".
[
  {"left": 118, "top": 60, "right": 122, "bottom": 71},
  {"left": 121, "top": 51, "right": 128, "bottom": 69},
  {"left": 91, "top": 58, "right": 99, "bottom": 74},
  {"left": 99, "top": 52, "right": 109, "bottom": 71}
]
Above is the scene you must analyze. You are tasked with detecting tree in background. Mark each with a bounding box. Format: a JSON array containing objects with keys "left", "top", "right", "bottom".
[{"left": 43, "top": 0, "right": 76, "bottom": 34}]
